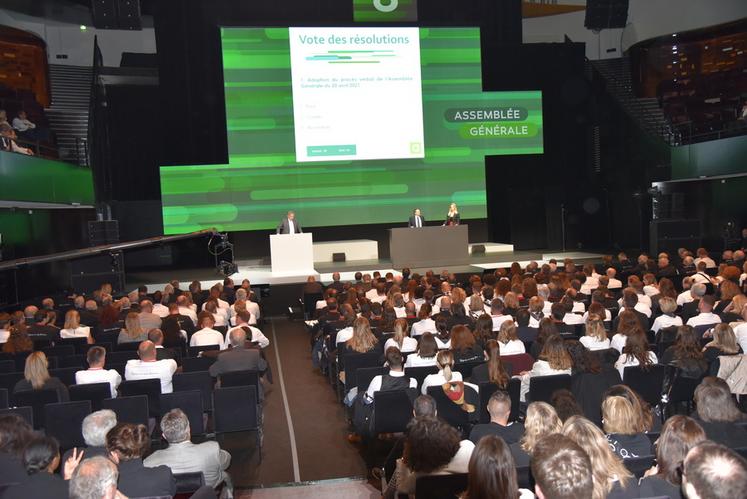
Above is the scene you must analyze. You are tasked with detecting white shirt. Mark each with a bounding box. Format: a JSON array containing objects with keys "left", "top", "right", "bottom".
[
  {"left": 152, "top": 303, "right": 170, "bottom": 318},
  {"left": 288, "top": 219, "right": 296, "bottom": 234},
  {"left": 384, "top": 337, "right": 418, "bottom": 353},
  {"left": 643, "top": 285, "right": 659, "bottom": 297},
  {"left": 421, "top": 370, "right": 463, "bottom": 395},
  {"left": 580, "top": 277, "right": 599, "bottom": 295},
  {"left": 572, "top": 301, "right": 586, "bottom": 313},
  {"left": 335, "top": 326, "right": 353, "bottom": 346},
  {"left": 12, "top": 117, "right": 35, "bottom": 132},
  {"left": 686, "top": 312, "right": 722, "bottom": 328},
  {"left": 393, "top": 307, "right": 407, "bottom": 318},
  {"left": 694, "top": 257, "right": 716, "bottom": 268},
  {"left": 498, "top": 339, "right": 525, "bottom": 356},
  {"left": 651, "top": 314, "right": 683, "bottom": 333},
  {"left": 435, "top": 337, "right": 451, "bottom": 349},
  {"left": 562, "top": 313, "right": 585, "bottom": 325},
  {"left": 580, "top": 335, "right": 611, "bottom": 351},
  {"left": 75, "top": 368, "right": 122, "bottom": 397},
  {"left": 246, "top": 301, "right": 261, "bottom": 320},
  {"left": 491, "top": 315, "right": 514, "bottom": 331},
  {"left": 608, "top": 278, "right": 623, "bottom": 289},
  {"left": 365, "top": 288, "right": 379, "bottom": 301},
  {"left": 224, "top": 325, "right": 269, "bottom": 349},
  {"left": 733, "top": 322, "right": 747, "bottom": 352},
  {"left": 413, "top": 215, "right": 423, "bottom": 228},
  {"left": 634, "top": 302, "right": 652, "bottom": 318},
  {"left": 178, "top": 306, "right": 198, "bottom": 325},
  {"left": 610, "top": 333, "right": 628, "bottom": 353},
  {"left": 60, "top": 326, "right": 91, "bottom": 339},
  {"left": 614, "top": 351, "right": 658, "bottom": 379},
  {"left": 404, "top": 354, "right": 438, "bottom": 368},
  {"left": 691, "top": 272, "right": 711, "bottom": 286},
  {"left": 411, "top": 319, "right": 436, "bottom": 337},
  {"left": 190, "top": 328, "right": 226, "bottom": 349},
  {"left": 677, "top": 290, "right": 695, "bottom": 307},
  {"left": 365, "top": 371, "right": 418, "bottom": 399},
  {"left": 124, "top": 359, "right": 177, "bottom": 393},
  {"left": 0, "top": 329, "right": 9, "bottom": 343}
]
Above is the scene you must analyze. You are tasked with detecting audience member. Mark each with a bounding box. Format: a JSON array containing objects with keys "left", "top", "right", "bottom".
[
  {"left": 661, "top": 325, "right": 708, "bottom": 378},
  {"left": 421, "top": 350, "right": 463, "bottom": 394},
  {"left": 686, "top": 295, "right": 721, "bottom": 327},
  {"left": 209, "top": 327, "right": 268, "bottom": 395},
  {"left": 13, "top": 351, "right": 69, "bottom": 401},
  {"left": 531, "top": 433, "right": 593, "bottom": 499},
  {"left": 403, "top": 332, "right": 439, "bottom": 368},
  {"left": 461, "top": 435, "right": 534, "bottom": 499},
  {"left": 496, "top": 320, "right": 526, "bottom": 355},
  {"left": 520, "top": 334, "right": 572, "bottom": 401},
  {"left": 511, "top": 401, "right": 561, "bottom": 467},
  {"left": 190, "top": 312, "right": 226, "bottom": 349},
  {"left": 124, "top": 340, "right": 178, "bottom": 393},
  {"left": 692, "top": 377, "right": 747, "bottom": 448},
  {"left": 107, "top": 422, "right": 175, "bottom": 497},
  {"left": 384, "top": 318, "right": 418, "bottom": 353},
  {"left": 614, "top": 331, "right": 657, "bottom": 378},
  {"left": 579, "top": 316, "right": 610, "bottom": 351},
  {"left": 3, "top": 435, "right": 76, "bottom": 499},
  {"left": 74, "top": 346, "right": 121, "bottom": 397},
  {"left": 62, "top": 410, "right": 117, "bottom": 465},
  {"left": 469, "top": 390, "right": 524, "bottom": 445},
  {"left": 0, "top": 414, "right": 34, "bottom": 486},
  {"left": 470, "top": 339, "right": 511, "bottom": 386},
  {"left": 60, "top": 309, "right": 93, "bottom": 343},
  {"left": 68, "top": 456, "right": 121, "bottom": 499},
  {"left": 550, "top": 389, "right": 583, "bottom": 422},
  {"left": 682, "top": 441, "right": 747, "bottom": 499},
  {"left": 118, "top": 311, "right": 148, "bottom": 344},
  {"left": 602, "top": 395, "right": 653, "bottom": 458}
]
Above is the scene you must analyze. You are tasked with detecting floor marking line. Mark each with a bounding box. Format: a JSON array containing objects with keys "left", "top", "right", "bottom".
[{"left": 270, "top": 319, "right": 301, "bottom": 482}]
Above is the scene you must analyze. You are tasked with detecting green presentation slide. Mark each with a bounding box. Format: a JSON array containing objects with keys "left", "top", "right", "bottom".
[{"left": 160, "top": 27, "right": 543, "bottom": 234}]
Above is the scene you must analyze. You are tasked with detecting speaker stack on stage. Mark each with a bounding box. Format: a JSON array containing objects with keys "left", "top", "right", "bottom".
[
  {"left": 91, "top": 0, "right": 142, "bottom": 30},
  {"left": 70, "top": 252, "right": 126, "bottom": 294},
  {"left": 584, "top": 0, "right": 629, "bottom": 30}
]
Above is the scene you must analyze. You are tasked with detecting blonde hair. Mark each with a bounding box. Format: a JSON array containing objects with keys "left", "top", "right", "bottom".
[
  {"left": 24, "top": 351, "right": 51, "bottom": 389},
  {"left": 436, "top": 350, "right": 455, "bottom": 382},
  {"left": 346, "top": 317, "right": 378, "bottom": 353},
  {"left": 521, "top": 402, "right": 561, "bottom": 453},
  {"left": 451, "top": 287, "right": 466, "bottom": 305},
  {"left": 562, "top": 416, "right": 632, "bottom": 499},
  {"left": 704, "top": 324, "right": 740, "bottom": 354},
  {"left": 659, "top": 297, "right": 677, "bottom": 315},
  {"left": 602, "top": 396, "right": 640, "bottom": 435},
  {"left": 585, "top": 317, "right": 607, "bottom": 342},
  {"left": 503, "top": 292, "right": 520, "bottom": 310},
  {"left": 64, "top": 309, "right": 81, "bottom": 330},
  {"left": 124, "top": 312, "right": 144, "bottom": 339},
  {"left": 468, "top": 294, "right": 485, "bottom": 313},
  {"left": 392, "top": 318, "right": 410, "bottom": 349},
  {"left": 497, "top": 321, "right": 518, "bottom": 344}
]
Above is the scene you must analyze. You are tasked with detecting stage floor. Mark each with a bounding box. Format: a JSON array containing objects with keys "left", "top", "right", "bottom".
[{"left": 127, "top": 247, "right": 604, "bottom": 292}]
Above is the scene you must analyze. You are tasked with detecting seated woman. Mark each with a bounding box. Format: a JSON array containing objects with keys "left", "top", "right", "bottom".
[
  {"left": 610, "top": 310, "right": 645, "bottom": 353},
  {"left": 470, "top": 339, "right": 510, "bottom": 387},
  {"left": 520, "top": 334, "right": 573, "bottom": 401},
  {"left": 451, "top": 325, "right": 483, "bottom": 364},
  {"left": 60, "top": 309, "right": 93, "bottom": 343},
  {"left": 461, "top": 435, "right": 534, "bottom": 499},
  {"left": 2, "top": 435, "right": 78, "bottom": 499},
  {"left": 107, "top": 423, "right": 175, "bottom": 498},
  {"left": 529, "top": 318, "right": 558, "bottom": 359},
  {"left": 384, "top": 319, "right": 418, "bottom": 354},
  {"left": 472, "top": 314, "right": 494, "bottom": 351},
  {"left": 117, "top": 312, "right": 148, "bottom": 345},
  {"left": 605, "top": 383, "right": 660, "bottom": 433},
  {"left": 403, "top": 332, "right": 439, "bottom": 368},
  {"left": 434, "top": 315, "right": 452, "bottom": 349},
  {"left": 566, "top": 340, "right": 620, "bottom": 426},
  {"left": 692, "top": 377, "right": 747, "bottom": 449},
  {"left": 651, "top": 296, "right": 682, "bottom": 333},
  {"left": 468, "top": 294, "right": 489, "bottom": 320},
  {"left": 421, "top": 350, "right": 463, "bottom": 395},
  {"left": 702, "top": 323, "right": 742, "bottom": 369},
  {"left": 614, "top": 331, "right": 658, "bottom": 379},
  {"left": 509, "top": 401, "right": 561, "bottom": 467},
  {"left": 660, "top": 325, "right": 708, "bottom": 379},
  {"left": 602, "top": 395, "right": 653, "bottom": 459},
  {"left": 13, "top": 351, "right": 68, "bottom": 402},
  {"left": 411, "top": 304, "right": 436, "bottom": 337},
  {"left": 204, "top": 299, "right": 228, "bottom": 328},
  {"left": 496, "top": 321, "right": 526, "bottom": 356},
  {"left": 579, "top": 316, "right": 611, "bottom": 351},
  {"left": 639, "top": 415, "right": 706, "bottom": 499},
  {"left": 562, "top": 416, "right": 638, "bottom": 499}
]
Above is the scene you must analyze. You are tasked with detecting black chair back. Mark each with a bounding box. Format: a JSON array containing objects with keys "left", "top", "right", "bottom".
[
  {"left": 0, "top": 372, "right": 24, "bottom": 393},
  {"left": 44, "top": 400, "right": 92, "bottom": 450},
  {"left": 173, "top": 472, "right": 205, "bottom": 494},
  {"left": 219, "top": 370, "right": 259, "bottom": 392},
  {"left": 115, "top": 341, "right": 142, "bottom": 352},
  {"left": 356, "top": 366, "right": 386, "bottom": 393},
  {"left": 622, "top": 364, "right": 667, "bottom": 408},
  {"left": 119, "top": 378, "right": 162, "bottom": 416},
  {"left": 427, "top": 385, "right": 476, "bottom": 434},
  {"left": 477, "top": 382, "right": 501, "bottom": 424},
  {"left": 42, "top": 346, "right": 76, "bottom": 358},
  {"left": 106, "top": 351, "right": 138, "bottom": 364},
  {"left": 0, "top": 360, "right": 14, "bottom": 373},
  {"left": 173, "top": 371, "right": 215, "bottom": 412},
  {"left": 49, "top": 367, "right": 79, "bottom": 387},
  {"left": 213, "top": 386, "right": 260, "bottom": 433},
  {"left": 622, "top": 455, "right": 655, "bottom": 478},
  {"left": 70, "top": 382, "right": 112, "bottom": 411},
  {"left": 59, "top": 337, "right": 89, "bottom": 354},
  {"left": 516, "top": 465, "right": 534, "bottom": 490},
  {"left": 160, "top": 390, "right": 205, "bottom": 435},
  {"left": 373, "top": 390, "right": 413, "bottom": 434},
  {"left": 0, "top": 388, "right": 7, "bottom": 409},
  {"left": 59, "top": 355, "right": 87, "bottom": 369},
  {"left": 342, "top": 352, "right": 382, "bottom": 390},
  {"left": 508, "top": 377, "right": 522, "bottom": 423},
  {"left": 102, "top": 395, "right": 149, "bottom": 427},
  {"left": 0, "top": 406, "right": 33, "bottom": 426},
  {"left": 453, "top": 360, "right": 485, "bottom": 379},
  {"left": 188, "top": 345, "right": 220, "bottom": 357},
  {"left": 404, "top": 365, "right": 438, "bottom": 388},
  {"left": 13, "top": 389, "right": 59, "bottom": 429},
  {"left": 414, "top": 473, "right": 468, "bottom": 499},
  {"left": 95, "top": 331, "right": 120, "bottom": 345},
  {"left": 12, "top": 351, "right": 32, "bottom": 371},
  {"left": 182, "top": 356, "right": 217, "bottom": 373},
  {"left": 528, "top": 374, "right": 572, "bottom": 404}
]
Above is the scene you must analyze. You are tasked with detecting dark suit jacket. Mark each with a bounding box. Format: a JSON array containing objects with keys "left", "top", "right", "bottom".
[
  {"left": 681, "top": 300, "right": 700, "bottom": 324},
  {"left": 408, "top": 215, "right": 426, "bottom": 227},
  {"left": 209, "top": 347, "right": 267, "bottom": 378},
  {"left": 161, "top": 314, "right": 196, "bottom": 343},
  {"left": 156, "top": 346, "right": 181, "bottom": 366},
  {"left": 117, "top": 459, "right": 175, "bottom": 498},
  {"left": 445, "top": 213, "right": 461, "bottom": 225},
  {"left": 2, "top": 471, "right": 68, "bottom": 499},
  {"left": 276, "top": 217, "right": 302, "bottom": 234}
]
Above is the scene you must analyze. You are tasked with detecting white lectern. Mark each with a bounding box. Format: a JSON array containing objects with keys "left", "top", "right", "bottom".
[{"left": 270, "top": 233, "right": 314, "bottom": 275}]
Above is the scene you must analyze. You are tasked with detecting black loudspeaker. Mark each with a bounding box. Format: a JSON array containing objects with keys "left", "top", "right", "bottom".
[
  {"left": 332, "top": 253, "right": 346, "bottom": 262},
  {"left": 70, "top": 251, "right": 126, "bottom": 293},
  {"left": 584, "top": 0, "right": 629, "bottom": 30},
  {"left": 88, "top": 220, "right": 119, "bottom": 247},
  {"left": 472, "top": 245, "right": 486, "bottom": 255},
  {"left": 91, "top": 0, "right": 141, "bottom": 30},
  {"left": 649, "top": 219, "right": 702, "bottom": 256}
]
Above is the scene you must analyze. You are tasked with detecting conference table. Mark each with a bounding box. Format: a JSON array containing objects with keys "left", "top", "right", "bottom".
[{"left": 388, "top": 225, "right": 470, "bottom": 268}]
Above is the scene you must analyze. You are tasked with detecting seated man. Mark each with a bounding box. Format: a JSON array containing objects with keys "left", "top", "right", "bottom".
[
  {"left": 124, "top": 340, "right": 178, "bottom": 393},
  {"left": 69, "top": 456, "right": 121, "bottom": 499},
  {"left": 683, "top": 441, "right": 747, "bottom": 499},
  {"left": 531, "top": 434, "right": 593, "bottom": 499},
  {"left": 75, "top": 346, "right": 122, "bottom": 397},
  {"left": 224, "top": 310, "right": 269, "bottom": 349},
  {"left": 468, "top": 390, "right": 524, "bottom": 445},
  {"left": 62, "top": 409, "right": 117, "bottom": 463},
  {"left": 148, "top": 328, "right": 181, "bottom": 365},
  {"left": 686, "top": 295, "right": 722, "bottom": 328},
  {"left": 361, "top": 347, "right": 417, "bottom": 402},
  {"left": 209, "top": 328, "right": 267, "bottom": 396},
  {"left": 144, "top": 409, "right": 232, "bottom": 494}
]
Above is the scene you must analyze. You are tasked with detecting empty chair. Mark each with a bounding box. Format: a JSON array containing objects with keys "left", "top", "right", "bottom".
[
  {"left": 342, "top": 352, "right": 382, "bottom": 394},
  {"left": 13, "top": 389, "right": 59, "bottom": 429},
  {"left": 404, "top": 365, "right": 438, "bottom": 389},
  {"left": 373, "top": 390, "right": 414, "bottom": 434},
  {"left": 49, "top": 367, "right": 79, "bottom": 387},
  {"left": 102, "top": 395, "right": 149, "bottom": 427},
  {"left": 0, "top": 406, "right": 33, "bottom": 427},
  {"left": 0, "top": 360, "right": 14, "bottom": 374},
  {"left": 663, "top": 367, "right": 703, "bottom": 418},
  {"left": 622, "top": 365, "right": 667, "bottom": 408},
  {"left": 42, "top": 345, "right": 75, "bottom": 359},
  {"left": 182, "top": 356, "right": 217, "bottom": 373},
  {"left": 173, "top": 472, "right": 205, "bottom": 495},
  {"left": 119, "top": 378, "right": 162, "bottom": 416},
  {"left": 213, "top": 386, "right": 261, "bottom": 461},
  {"left": 172, "top": 371, "right": 215, "bottom": 412},
  {"left": 58, "top": 355, "right": 87, "bottom": 369},
  {"left": 160, "top": 390, "right": 205, "bottom": 436},
  {"left": 70, "top": 382, "right": 112, "bottom": 412},
  {"left": 414, "top": 473, "right": 469, "bottom": 499},
  {"left": 219, "top": 370, "right": 259, "bottom": 390},
  {"left": 44, "top": 400, "right": 92, "bottom": 450},
  {"left": 528, "top": 374, "right": 572, "bottom": 404}
]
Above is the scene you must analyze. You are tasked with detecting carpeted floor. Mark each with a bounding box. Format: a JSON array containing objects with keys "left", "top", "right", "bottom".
[{"left": 236, "top": 479, "right": 380, "bottom": 498}]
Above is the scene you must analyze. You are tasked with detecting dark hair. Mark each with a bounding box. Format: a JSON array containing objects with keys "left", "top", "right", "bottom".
[
  {"left": 106, "top": 423, "right": 150, "bottom": 460},
  {"left": 22, "top": 435, "right": 59, "bottom": 475},
  {"left": 0, "top": 414, "right": 34, "bottom": 457},
  {"left": 86, "top": 346, "right": 106, "bottom": 366},
  {"left": 622, "top": 331, "right": 654, "bottom": 370},
  {"left": 434, "top": 315, "right": 450, "bottom": 341},
  {"left": 536, "top": 318, "right": 559, "bottom": 349},
  {"left": 672, "top": 325, "right": 704, "bottom": 361},
  {"left": 550, "top": 389, "right": 583, "bottom": 422},
  {"left": 417, "top": 332, "right": 438, "bottom": 358},
  {"left": 413, "top": 395, "right": 437, "bottom": 417},
  {"left": 463, "top": 435, "right": 519, "bottom": 499},
  {"left": 515, "top": 308, "right": 530, "bottom": 327},
  {"left": 531, "top": 434, "right": 593, "bottom": 499},
  {"left": 566, "top": 339, "right": 601, "bottom": 374},
  {"left": 403, "top": 416, "right": 461, "bottom": 473},
  {"left": 474, "top": 314, "right": 494, "bottom": 344},
  {"left": 655, "top": 415, "right": 706, "bottom": 486},
  {"left": 450, "top": 325, "right": 476, "bottom": 354},
  {"left": 484, "top": 340, "right": 509, "bottom": 388},
  {"left": 385, "top": 346, "right": 403, "bottom": 369}
]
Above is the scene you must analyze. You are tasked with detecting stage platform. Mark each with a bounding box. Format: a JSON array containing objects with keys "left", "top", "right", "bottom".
[{"left": 127, "top": 247, "right": 604, "bottom": 292}]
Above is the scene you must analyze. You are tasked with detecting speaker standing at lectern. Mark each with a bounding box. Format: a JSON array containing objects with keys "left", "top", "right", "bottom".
[
  {"left": 408, "top": 208, "right": 425, "bottom": 228},
  {"left": 276, "top": 211, "right": 303, "bottom": 234}
]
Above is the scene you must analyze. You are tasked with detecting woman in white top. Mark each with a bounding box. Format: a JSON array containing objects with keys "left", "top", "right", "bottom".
[
  {"left": 579, "top": 317, "right": 611, "bottom": 351},
  {"left": 467, "top": 293, "right": 489, "bottom": 319},
  {"left": 520, "top": 335, "right": 572, "bottom": 401},
  {"left": 651, "top": 297, "right": 683, "bottom": 333},
  {"left": 190, "top": 313, "right": 225, "bottom": 350},
  {"left": 60, "top": 310, "right": 93, "bottom": 343},
  {"left": 496, "top": 321, "right": 526, "bottom": 356},
  {"left": 411, "top": 304, "right": 436, "bottom": 337},
  {"left": 610, "top": 310, "right": 644, "bottom": 353},
  {"left": 421, "top": 350, "right": 463, "bottom": 395},
  {"left": 384, "top": 318, "right": 418, "bottom": 353},
  {"left": 204, "top": 300, "right": 227, "bottom": 328},
  {"left": 404, "top": 332, "right": 439, "bottom": 368},
  {"left": 614, "top": 331, "right": 658, "bottom": 379},
  {"left": 434, "top": 315, "right": 452, "bottom": 350}
]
